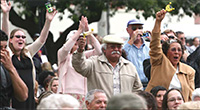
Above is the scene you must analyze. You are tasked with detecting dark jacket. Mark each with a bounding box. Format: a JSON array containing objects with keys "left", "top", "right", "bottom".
[{"left": 187, "top": 46, "right": 200, "bottom": 88}]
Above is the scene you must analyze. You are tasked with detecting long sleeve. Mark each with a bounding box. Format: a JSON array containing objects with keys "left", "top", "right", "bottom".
[
  {"left": 85, "top": 34, "right": 102, "bottom": 58},
  {"left": 72, "top": 52, "right": 93, "bottom": 77},
  {"left": 149, "top": 31, "right": 163, "bottom": 66}
]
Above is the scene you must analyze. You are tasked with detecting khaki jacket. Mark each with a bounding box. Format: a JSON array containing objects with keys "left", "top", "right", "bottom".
[
  {"left": 145, "top": 32, "right": 195, "bottom": 102},
  {"left": 72, "top": 52, "right": 143, "bottom": 99}
]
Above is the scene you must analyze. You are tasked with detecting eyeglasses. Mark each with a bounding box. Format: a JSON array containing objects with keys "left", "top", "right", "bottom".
[
  {"left": 14, "top": 35, "right": 26, "bottom": 39},
  {"left": 131, "top": 26, "right": 143, "bottom": 31},
  {"left": 168, "top": 36, "right": 175, "bottom": 39},
  {"left": 167, "top": 97, "right": 183, "bottom": 102}
]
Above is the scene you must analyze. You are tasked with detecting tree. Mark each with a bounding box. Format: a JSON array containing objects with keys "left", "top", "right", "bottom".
[{"left": 9, "top": 0, "right": 200, "bottom": 64}]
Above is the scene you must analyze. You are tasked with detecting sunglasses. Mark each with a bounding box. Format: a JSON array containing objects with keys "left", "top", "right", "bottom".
[
  {"left": 168, "top": 36, "right": 175, "bottom": 39},
  {"left": 131, "top": 26, "right": 143, "bottom": 31},
  {"left": 180, "top": 37, "right": 186, "bottom": 40},
  {"left": 14, "top": 35, "right": 26, "bottom": 39}
]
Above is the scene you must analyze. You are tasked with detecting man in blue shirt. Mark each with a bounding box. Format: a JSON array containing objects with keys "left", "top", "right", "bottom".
[{"left": 123, "top": 19, "right": 150, "bottom": 88}]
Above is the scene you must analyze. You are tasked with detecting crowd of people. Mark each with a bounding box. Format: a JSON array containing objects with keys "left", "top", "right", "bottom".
[{"left": 1, "top": 0, "right": 200, "bottom": 109}]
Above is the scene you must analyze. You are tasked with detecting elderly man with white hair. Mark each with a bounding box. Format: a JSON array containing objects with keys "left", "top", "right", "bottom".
[
  {"left": 85, "top": 89, "right": 108, "bottom": 110},
  {"left": 37, "top": 94, "right": 80, "bottom": 109},
  {"left": 72, "top": 34, "right": 143, "bottom": 99}
]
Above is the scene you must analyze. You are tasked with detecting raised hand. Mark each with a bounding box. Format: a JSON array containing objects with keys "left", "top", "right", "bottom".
[
  {"left": 0, "top": 0, "right": 11, "bottom": 13},
  {"left": 78, "top": 16, "right": 87, "bottom": 32},
  {"left": 84, "top": 17, "right": 89, "bottom": 32},
  {"left": 156, "top": 9, "right": 166, "bottom": 22},
  {"left": 128, "top": 29, "right": 143, "bottom": 44},
  {"left": 46, "top": 7, "right": 57, "bottom": 22}
]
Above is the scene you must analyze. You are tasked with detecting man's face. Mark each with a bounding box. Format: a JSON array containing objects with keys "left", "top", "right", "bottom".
[
  {"left": 127, "top": 24, "right": 143, "bottom": 36},
  {"left": 103, "top": 43, "right": 122, "bottom": 62},
  {"left": 177, "top": 34, "right": 186, "bottom": 45},
  {"left": 86, "top": 92, "right": 108, "bottom": 110},
  {"left": 0, "top": 41, "right": 7, "bottom": 50},
  {"left": 126, "top": 24, "right": 143, "bottom": 43},
  {"left": 193, "top": 38, "right": 200, "bottom": 46}
]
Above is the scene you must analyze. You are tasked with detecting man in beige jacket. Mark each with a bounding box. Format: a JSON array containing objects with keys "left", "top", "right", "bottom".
[{"left": 72, "top": 35, "right": 143, "bottom": 99}]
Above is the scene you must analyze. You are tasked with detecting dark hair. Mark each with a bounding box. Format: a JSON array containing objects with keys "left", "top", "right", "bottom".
[
  {"left": 164, "top": 29, "right": 177, "bottom": 37},
  {"left": 0, "top": 30, "right": 8, "bottom": 41},
  {"left": 193, "top": 37, "right": 199, "bottom": 42},
  {"left": 162, "top": 88, "right": 185, "bottom": 110},
  {"left": 162, "top": 39, "right": 184, "bottom": 56},
  {"left": 38, "top": 70, "right": 55, "bottom": 87},
  {"left": 150, "top": 86, "right": 167, "bottom": 97},
  {"left": 175, "top": 31, "right": 184, "bottom": 37},
  {"left": 137, "top": 90, "right": 158, "bottom": 110}
]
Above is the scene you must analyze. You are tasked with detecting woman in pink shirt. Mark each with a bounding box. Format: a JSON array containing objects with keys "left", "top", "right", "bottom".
[{"left": 57, "top": 16, "right": 101, "bottom": 108}]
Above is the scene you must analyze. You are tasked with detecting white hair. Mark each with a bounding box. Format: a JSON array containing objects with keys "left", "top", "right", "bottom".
[
  {"left": 101, "top": 43, "right": 107, "bottom": 50},
  {"left": 192, "top": 88, "right": 200, "bottom": 101},
  {"left": 37, "top": 94, "right": 80, "bottom": 109},
  {"left": 85, "top": 89, "right": 106, "bottom": 103}
]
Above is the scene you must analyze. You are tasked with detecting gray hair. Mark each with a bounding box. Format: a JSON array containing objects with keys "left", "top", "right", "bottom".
[
  {"left": 37, "top": 94, "right": 80, "bottom": 109},
  {"left": 85, "top": 89, "right": 106, "bottom": 103},
  {"left": 192, "top": 88, "right": 200, "bottom": 101},
  {"left": 101, "top": 43, "right": 107, "bottom": 50},
  {"left": 106, "top": 92, "right": 147, "bottom": 110}
]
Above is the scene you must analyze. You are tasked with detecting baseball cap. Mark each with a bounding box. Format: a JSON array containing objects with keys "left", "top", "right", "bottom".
[
  {"left": 103, "top": 35, "right": 124, "bottom": 44},
  {"left": 127, "top": 19, "right": 144, "bottom": 27}
]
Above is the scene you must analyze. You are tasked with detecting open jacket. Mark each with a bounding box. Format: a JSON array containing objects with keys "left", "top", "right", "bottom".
[
  {"left": 145, "top": 31, "right": 195, "bottom": 102},
  {"left": 57, "top": 34, "right": 101, "bottom": 95},
  {"left": 72, "top": 53, "right": 143, "bottom": 99}
]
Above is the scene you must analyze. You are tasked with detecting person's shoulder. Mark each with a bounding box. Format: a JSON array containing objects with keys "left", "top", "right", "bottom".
[
  {"left": 180, "top": 62, "right": 196, "bottom": 74},
  {"left": 121, "top": 57, "right": 136, "bottom": 66}
]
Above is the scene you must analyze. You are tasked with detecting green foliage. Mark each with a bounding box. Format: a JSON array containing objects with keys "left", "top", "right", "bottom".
[
  {"left": 12, "top": 0, "right": 200, "bottom": 24},
  {"left": 9, "top": 0, "right": 200, "bottom": 64}
]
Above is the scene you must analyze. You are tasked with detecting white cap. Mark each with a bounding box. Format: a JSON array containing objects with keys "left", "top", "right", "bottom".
[{"left": 103, "top": 35, "right": 124, "bottom": 44}]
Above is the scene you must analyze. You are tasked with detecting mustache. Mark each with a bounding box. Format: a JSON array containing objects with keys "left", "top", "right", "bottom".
[{"left": 111, "top": 51, "right": 120, "bottom": 55}]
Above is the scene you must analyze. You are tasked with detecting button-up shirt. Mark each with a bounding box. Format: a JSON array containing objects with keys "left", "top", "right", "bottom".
[{"left": 123, "top": 39, "right": 150, "bottom": 83}]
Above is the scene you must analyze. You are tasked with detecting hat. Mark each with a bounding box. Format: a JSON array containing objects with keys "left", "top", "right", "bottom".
[
  {"left": 127, "top": 19, "right": 144, "bottom": 27},
  {"left": 103, "top": 35, "right": 124, "bottom": 44},
  {"left": 66, "top": 30, "right": 84, "bottom": 41}
]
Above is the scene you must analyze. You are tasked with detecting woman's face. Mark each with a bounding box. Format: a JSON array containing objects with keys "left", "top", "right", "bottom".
[
  {"left": 167, "top": 42, "right": 182, "bottom": 67},
  {"left": 167, "top": 90, "right": 184, "bottom": 109},
  {"left": 9, "top": 30, "right": 26, "bottom": 52},
  {"left": 51, "top": 79, "right": 59, "bottom": 93},
  {"left": 156, "top": 90, "right": 166, "bottom": 108}
]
